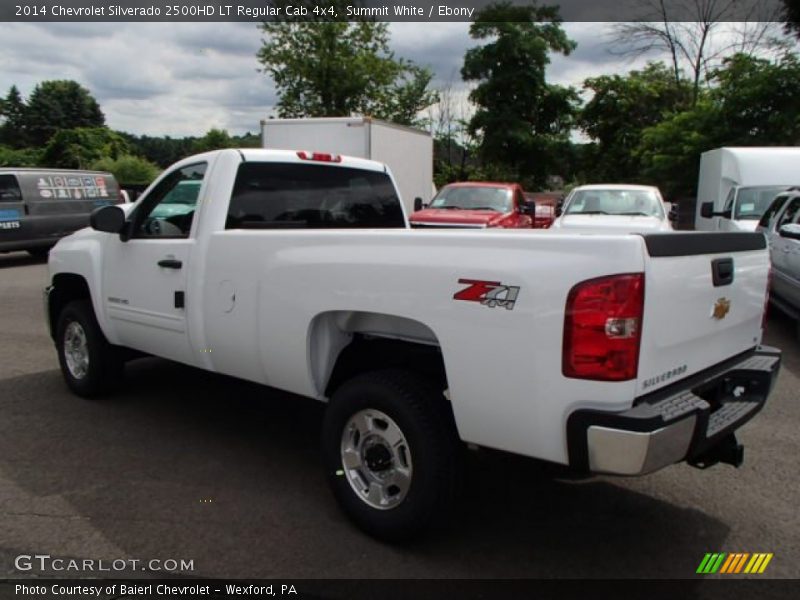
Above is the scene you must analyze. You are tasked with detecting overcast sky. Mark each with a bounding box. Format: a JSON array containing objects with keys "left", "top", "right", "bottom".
[{"left": 0, "top": 21, "right": 663, "bottom": 137}]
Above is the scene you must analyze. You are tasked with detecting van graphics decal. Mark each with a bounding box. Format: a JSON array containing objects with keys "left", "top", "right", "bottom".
[
  {"left": 34, "top": 174, "right": 110, "bottom": 200},
  {"left": 454, "top": 279, "right": 520, "bottom": 310},
  {"left": 0, "top": 208, "right": 21, "bottom": 229},
  {"left": 0, "top": 209, "right": 21, "bottom": 222}
]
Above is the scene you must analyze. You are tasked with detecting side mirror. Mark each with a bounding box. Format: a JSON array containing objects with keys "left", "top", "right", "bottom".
[
  {"left": 701, "top": 202, "right": 732, "bottom": 219},
  {"left": 779, "top": 223, "right": 800, "bottom": 241},
  {"left": 520, "top": 200, "right": 535, "bottom": 216},
  {"left": 555, "top": 206, "right": 563, "bottom": 217},
  {"left": 668, "top": 204, "right": 679, "bottom": 222},
  {"left": 413, "top": 197, "right": 423, "bottom": 212},
  {"left": 90, "top": 205, "right": 126, "bottom": 234}
]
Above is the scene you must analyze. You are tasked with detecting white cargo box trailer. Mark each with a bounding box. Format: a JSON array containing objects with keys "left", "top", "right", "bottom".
[{"left": 260, "top": 117, "right": 434, "bottom": 216}]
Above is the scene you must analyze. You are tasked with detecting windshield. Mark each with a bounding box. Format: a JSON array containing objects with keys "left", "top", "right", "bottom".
[
  {"left": 734, "top": 186, "right": 791, "bottom": 220},
  {"left": 429, "top": 186, "right": 513, "bottom": 212},
  {"left": 565, "top": 189, "right": 664, "bottom": 217}
]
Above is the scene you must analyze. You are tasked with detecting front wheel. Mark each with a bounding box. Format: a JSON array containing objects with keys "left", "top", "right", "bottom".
[
  {"left": 56, "top": 300, "right": 123, "bottom": 398},
  {"left": 322, "top": 369, "right": 461, "bottom": 541}
]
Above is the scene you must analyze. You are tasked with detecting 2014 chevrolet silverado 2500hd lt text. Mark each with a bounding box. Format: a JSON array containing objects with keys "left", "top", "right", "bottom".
[{"left": 44, "top": 149, "right": 781, "bottom": 541}]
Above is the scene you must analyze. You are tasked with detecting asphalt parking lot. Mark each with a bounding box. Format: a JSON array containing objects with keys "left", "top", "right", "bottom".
[{"left": 0, "top": 251, "right": 798, "bottom": 581}]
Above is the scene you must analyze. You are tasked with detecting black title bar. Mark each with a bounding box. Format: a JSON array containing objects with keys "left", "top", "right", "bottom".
[{"left": 2, "top": 0, "right": 787, "bottom": 22}]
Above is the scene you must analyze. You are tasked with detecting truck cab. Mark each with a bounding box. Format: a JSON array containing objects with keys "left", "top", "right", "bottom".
[
  {"left": 409, "top": 182, "right": 535, "bottom": 229},
  {"left": 695, "top": 147, "right": 800, "bottom": 231},
  {"left": 701, "top": 185, "right": 791, "bottom": 232}
]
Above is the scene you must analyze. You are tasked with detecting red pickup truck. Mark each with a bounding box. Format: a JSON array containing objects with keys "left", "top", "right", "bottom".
[{"left": 410, "top": 182, "right": 548, "bottom": 229}]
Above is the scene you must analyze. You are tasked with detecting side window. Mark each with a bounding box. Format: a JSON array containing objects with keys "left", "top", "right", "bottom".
[
  {"left": 759, "top": 196, "right": 787, "bottom": 229},
  {"left": 226, "top": 162, "right": 405, "bottom": 229},
  {"left": 0, "top": 175, "right": 22, "bottom": 202},
  {"left": 133, "top": 163, "right": 206, "bottom": 238},
  {"left": 723, "top": 188, "right": 735, "bottom": 213},
  {"left": 775, "top": 197, "right": 800, "bottom": 231}
]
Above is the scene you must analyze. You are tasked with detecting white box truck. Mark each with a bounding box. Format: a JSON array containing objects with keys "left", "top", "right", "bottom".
[
  {"left": 260, "top": 117, "right": 434, "bottom": 216},
  {"left": 695, "top": 147, "right": 800, "bottom": 231}
]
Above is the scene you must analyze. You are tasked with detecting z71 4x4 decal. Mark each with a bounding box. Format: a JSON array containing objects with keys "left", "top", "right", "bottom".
[{"left": 453, "top": 279, "right": 520, "bottom": 310}]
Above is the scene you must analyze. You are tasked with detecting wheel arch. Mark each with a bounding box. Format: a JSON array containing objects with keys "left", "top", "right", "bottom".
[
  {"left": 307, "top": 310, "right": 449, "bottom": 400},
  {"left": 47, "top": 273, "right": 92, "bottom": 341}
]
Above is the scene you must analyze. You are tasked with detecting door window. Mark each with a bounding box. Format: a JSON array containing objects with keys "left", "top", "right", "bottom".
[
  {"left": 133, "top": 163, "right": 206, "bottom": 238},
  {"left": 0, "top": 175, "right": 22, "bottom": 202},
  {"left": 775, "top": 197, "right": 800, "bottom": 231},
  {"left": 759, "top": 195, "right": 788, "bottom": 229},
  {"left": 723, "top": 188, "right": 735, "bottom": 213}
]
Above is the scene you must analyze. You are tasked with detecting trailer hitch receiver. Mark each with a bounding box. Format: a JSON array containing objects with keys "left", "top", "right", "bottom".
[{"left": 689, "top": 434, "right": 744, "bottom": 469}]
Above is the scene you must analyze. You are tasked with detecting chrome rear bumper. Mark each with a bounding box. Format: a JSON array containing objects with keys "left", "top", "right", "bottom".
[{"left": 568, "top": 346, "right": 781, "bottom": 475}]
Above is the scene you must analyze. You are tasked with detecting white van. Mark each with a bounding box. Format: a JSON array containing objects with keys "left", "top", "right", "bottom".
[{"left": 695, "top": 147, "right": 800, "bottom": 231}]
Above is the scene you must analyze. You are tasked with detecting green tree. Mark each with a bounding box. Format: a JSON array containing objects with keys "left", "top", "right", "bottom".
[
  {"left": 461, "top": 1, "right": 578, "bottom": 188},
  {"left": 710, "top": 52, "right": 800, "bottom": 145},
  {"left": 0, "top": 86, "right": 29, "bottom": 148},
  {"left": 257, "top": 0, "right": 437, "bottom": 125},
  {"left": 41, "top": 127, "right": 129, "bottom": 169},
  {"left": 579, "top": 62, "right": 690, "bottom": 182},
  {"left": 91, "top": 154, "right": 160, "bottom": 185},
  {"left": 637, "top": 53, "right": 800, "bottom": 196},
  {"left": 637, "top": 101, "right": 720, "bottom": 197},
  {"left": 123, "top": 133, "right": 197, "bottom": 168},
  {"left": 192, "top": 128, "right": 233, "bottom": 153},
  {"left": 24, "top": 80, "right": 105, "bottom": 147},
  {"left": 0, "top": 145, "right": 41, "bottom": 167}
]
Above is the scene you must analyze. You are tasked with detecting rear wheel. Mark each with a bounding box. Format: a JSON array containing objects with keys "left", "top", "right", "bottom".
[
  {"left": 322, "top": 369, "right": 461, "bottom": 541},
  {"left": 56, "top": 300, "right": 123, "bottom": 398}
]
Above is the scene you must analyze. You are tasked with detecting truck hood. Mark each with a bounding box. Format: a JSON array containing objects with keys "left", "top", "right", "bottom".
[
  {"left": 410, "top": 208, "right": 509, "bottom": 227},
  {"left": 553, "top": 214, "right": 670, "bottom": 233}
]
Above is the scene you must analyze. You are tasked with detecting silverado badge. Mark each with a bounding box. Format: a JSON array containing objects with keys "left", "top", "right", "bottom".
[{"left": 712, "top": 297, "right": 731, "bottom": 320}]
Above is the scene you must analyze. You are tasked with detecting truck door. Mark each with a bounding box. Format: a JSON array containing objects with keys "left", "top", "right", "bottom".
[
  {"left": 771, "top": 196, "right": 800, "bottom": 305},
  {"left": 101, "top": 162, "right": 207, "bottom": 364}
]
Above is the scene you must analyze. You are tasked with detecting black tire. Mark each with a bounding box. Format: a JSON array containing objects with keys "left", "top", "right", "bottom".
[
  {"left": 27, "top": 247, "right": 51, "bottom": 259},
  {"left": 322, "top": 369, "right": 461, "bottom": 541},
  {"left": 56, "top": 300, "right": 123, "bottom": 398}
]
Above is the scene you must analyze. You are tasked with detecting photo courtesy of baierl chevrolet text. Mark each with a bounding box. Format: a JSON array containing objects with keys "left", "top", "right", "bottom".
[{"left": 0, "top": 0, "right": 797, "bottom": 598}]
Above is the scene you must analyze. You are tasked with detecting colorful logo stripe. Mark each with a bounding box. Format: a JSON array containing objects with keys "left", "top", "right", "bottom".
[{"left": 697, "top": 553, "right": 773, "bottom": 574}]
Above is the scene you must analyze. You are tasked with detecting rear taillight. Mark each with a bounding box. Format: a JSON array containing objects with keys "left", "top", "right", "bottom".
[
  {"left": 297, "top": 151, "right": 342, "bottom": 163},
  {"left": 563, "top": 273, "right": 645, "bottom": 381}
]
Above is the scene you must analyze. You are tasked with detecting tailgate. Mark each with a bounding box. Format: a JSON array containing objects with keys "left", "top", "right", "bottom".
[{"left": 636, "top": 233, "right": 769, "bottom": 396}]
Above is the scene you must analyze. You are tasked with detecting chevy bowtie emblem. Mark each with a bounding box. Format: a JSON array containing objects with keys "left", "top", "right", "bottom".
[{"left": 712, "top": 298, "right": 731, "bottom": 320}]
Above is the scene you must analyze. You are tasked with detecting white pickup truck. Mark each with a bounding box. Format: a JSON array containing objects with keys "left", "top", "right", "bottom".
[{"left": 45, "top": 149, "right": 781, "bottom": 540}]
